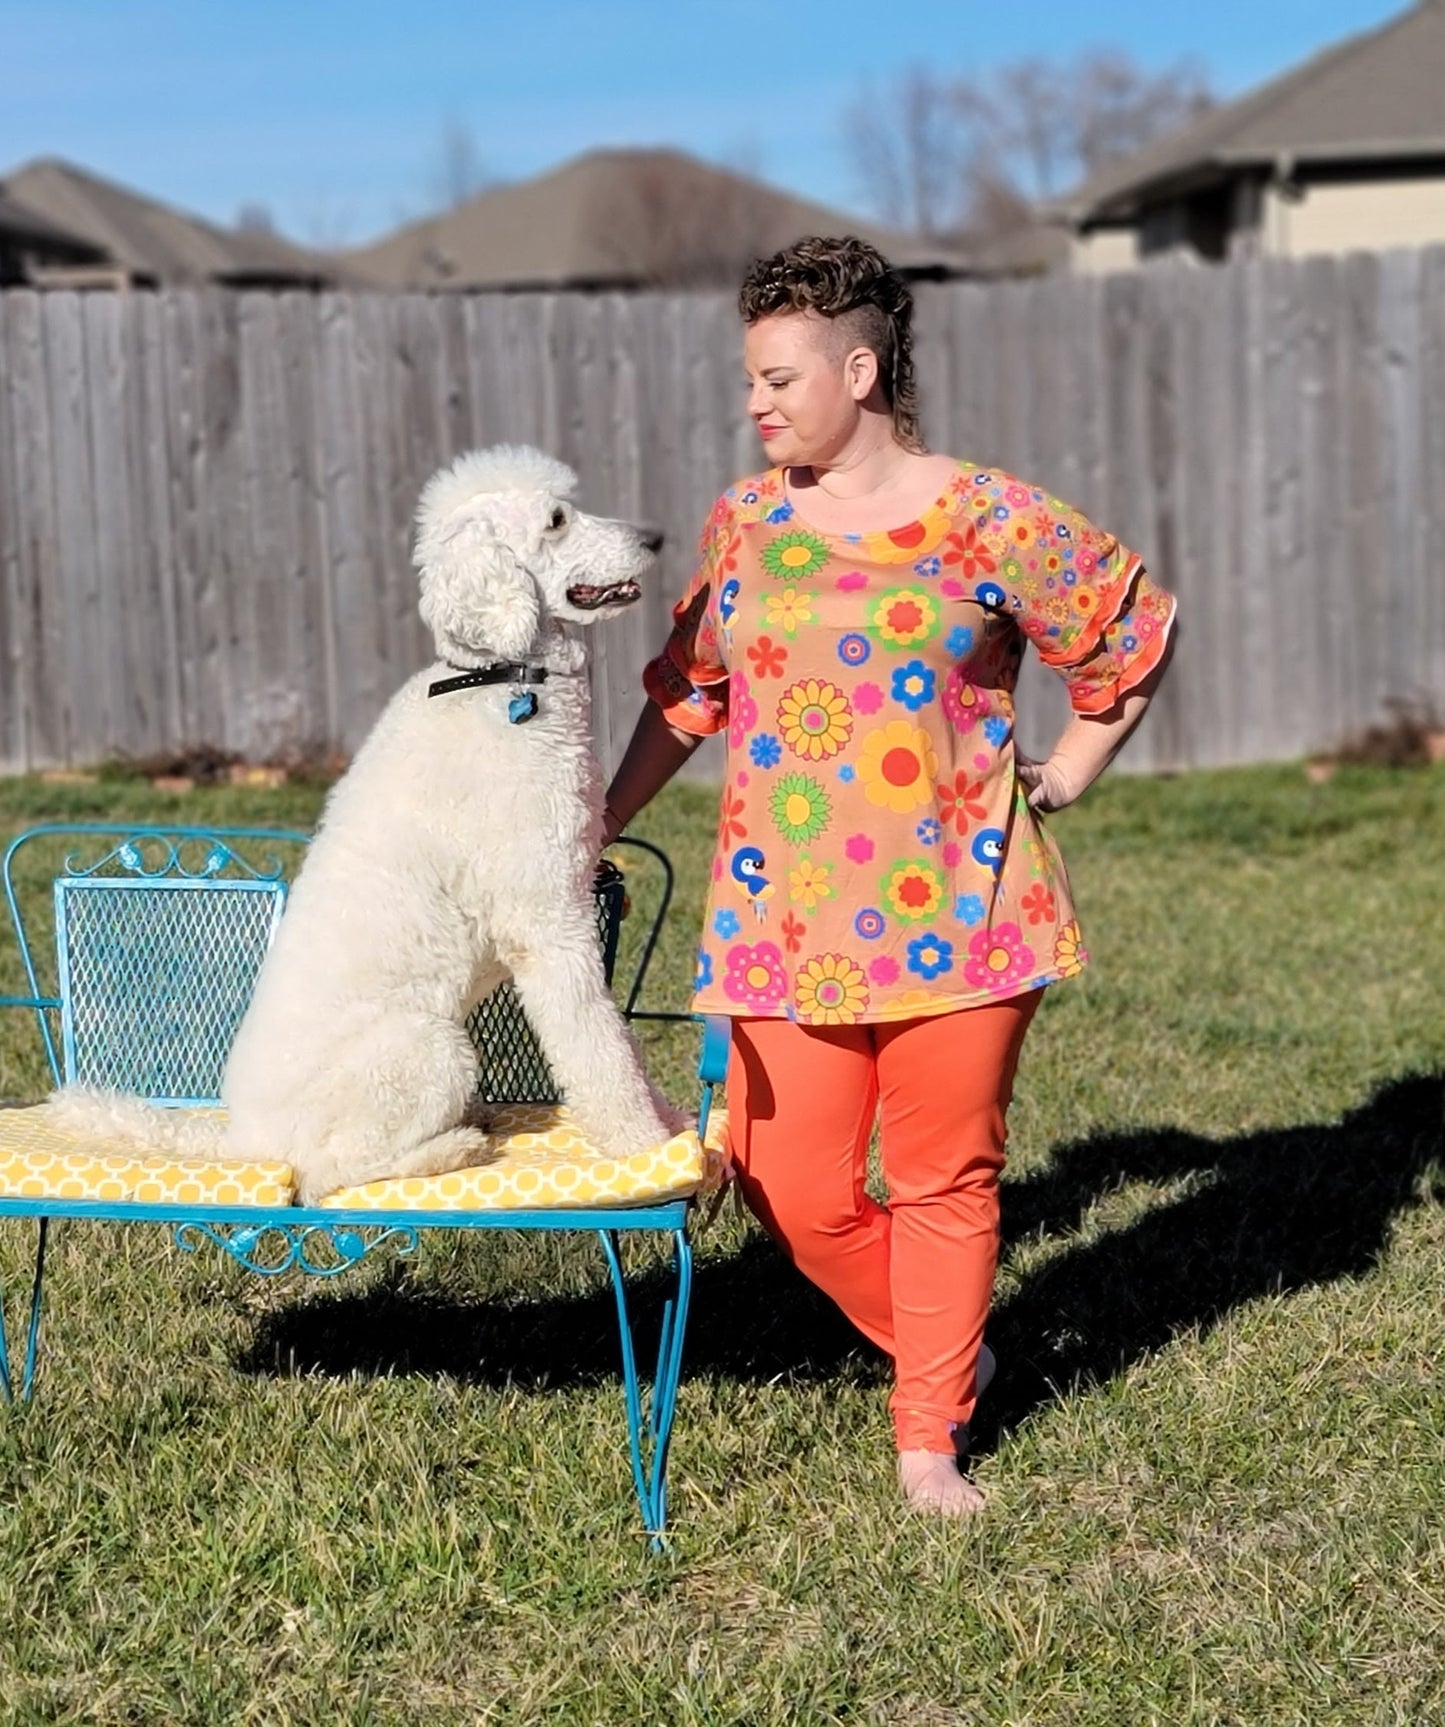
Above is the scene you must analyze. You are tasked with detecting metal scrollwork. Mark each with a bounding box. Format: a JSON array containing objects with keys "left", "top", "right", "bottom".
[
  {"left": 173, "top": 1221, "right": 420, "bottom": 1277},
  {"left": 64, "top": 833, "right": 290, "bottom": 883}
]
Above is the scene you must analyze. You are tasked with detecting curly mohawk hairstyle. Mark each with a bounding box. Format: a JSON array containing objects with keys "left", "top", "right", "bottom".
[{"left": 738, "top": 235, "right": 922, "bottom": 450}]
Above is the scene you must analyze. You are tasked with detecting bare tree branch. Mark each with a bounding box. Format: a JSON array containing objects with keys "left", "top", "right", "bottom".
[{"left": 844, "top": 50, "right": 1216, "bottom": 241}]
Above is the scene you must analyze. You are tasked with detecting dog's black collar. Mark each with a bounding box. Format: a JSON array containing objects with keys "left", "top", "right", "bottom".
[{"left": 427, "top": 662, "right": 550, "bottom": 700}]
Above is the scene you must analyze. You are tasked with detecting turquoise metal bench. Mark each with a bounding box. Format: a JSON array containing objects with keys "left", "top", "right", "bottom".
[{"left": 0, "top": 822, "right": 725, "bottom": 1541}]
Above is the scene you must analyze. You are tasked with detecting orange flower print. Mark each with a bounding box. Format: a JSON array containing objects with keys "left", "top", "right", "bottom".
[
  {"left": 716, "top": 786, "right": 747, "bottom": 852},
  {"left": 780, "top": 911, "right": 806, "bottom": 954},
  {"left": 1021, "top": 881, "right": 1057, "bottom": 926},
  {"left": 747, "top": 634, "right": 789, "bottom": 679},
  {"left": 938, "top": 772, "right": 989, "bottom": 831},
  {"left": 941, "top": 524, "right": 998, "bottom": 580}
]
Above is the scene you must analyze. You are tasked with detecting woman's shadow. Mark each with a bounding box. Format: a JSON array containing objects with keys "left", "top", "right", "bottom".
[{"left": 238, "top": 1072, "right": 1442, "bottom": 1445}]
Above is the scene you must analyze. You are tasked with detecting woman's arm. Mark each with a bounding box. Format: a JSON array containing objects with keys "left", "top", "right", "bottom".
[
  {"left": 602, "top": 702, "right": 706, "bottom": 846},
  {"left": 1016, "top": 629, "right": 1176, "bottom": 814}
]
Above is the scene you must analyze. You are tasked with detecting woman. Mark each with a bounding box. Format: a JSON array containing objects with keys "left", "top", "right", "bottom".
[{"left": 604, "top": 236, "right": 1176, "bottom": 1514}]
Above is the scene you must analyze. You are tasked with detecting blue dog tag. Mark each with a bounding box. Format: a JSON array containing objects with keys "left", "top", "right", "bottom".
[{"left": 508, "top": 690, "right": 539, "bottom": 724}]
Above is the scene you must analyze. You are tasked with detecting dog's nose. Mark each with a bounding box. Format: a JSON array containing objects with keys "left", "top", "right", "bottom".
[{"left": 632, "top": 522, "right": 664, "bottom": 555}]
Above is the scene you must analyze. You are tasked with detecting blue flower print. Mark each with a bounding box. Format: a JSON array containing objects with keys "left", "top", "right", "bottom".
[
  {"left": 765, "top": 499, "right": 795, "bottom": 524},
  {"left": 891, "top": 660, "right": 936, "bottom": 711},
  {"left": 945, "top": 623, "right": 975, "bottom": 660},
  {"left": 713, "top": 908, "right": 740, "bottom": 940},
  {"left": 993, "top": 505, "right": 1010, "bottom": 521},
  {"left": 837, "top": 632, "right": 871, "bottom": 668},
  {"left": 837, "top": 763, "right": 856, "bottom": 783},
  {"left": 983, "top": 716, "right": 1010, "bottom": 747},
  {"left": 854, "top": 907, "right": 886, "bottom": 941},
  {"left": 916, "top": 817, "right": 942, "bottom": 847},
  {"left": 913, "top": 555, "right": 942, "bottom": 578},
  {"left": 695, "top": 949, "right": 714, "bottom": 990},
  {"left": 719, "top": 578, "right": 740, "bottom": 628},
  {"left": 907, "top": 933, "right": 954, "bottom": 981},
  {"left": 954, "top": 893, "right": 985, "bottom": 927},
  {"left": 749, "top": 732, "right": 783, "bottom": 769},
  {"left": 972, "top": 828, "right": 1006, "bottom": 875}
]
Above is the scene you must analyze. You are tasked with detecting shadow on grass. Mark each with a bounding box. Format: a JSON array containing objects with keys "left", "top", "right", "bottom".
[
  {"left": 974, "top": 1069, "right": 1444, "bottom": 1455},
  {"left": 236, "top": 1229, "right": 875, "bottom": 1392},
  {"left": 238, "top": 1073, "right": 1442, "bottom": 1438}
]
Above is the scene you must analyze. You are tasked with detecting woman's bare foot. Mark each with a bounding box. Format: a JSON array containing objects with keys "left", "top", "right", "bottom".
[{"left": 898, "top": 1450, "right": 986, "bottom": 1515}]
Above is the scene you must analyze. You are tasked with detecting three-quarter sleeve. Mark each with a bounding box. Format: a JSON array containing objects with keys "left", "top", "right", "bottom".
[
  {"left": 982, "top": 498, "right": 1177, "bottom": 715},
  {"left": 642, "top": 492, "right": 736, "bottom": 737}
]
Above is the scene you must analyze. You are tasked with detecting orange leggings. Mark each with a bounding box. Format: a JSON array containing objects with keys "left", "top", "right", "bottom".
[{"left": 726, "top": 995, "right": 1039, "bottom": 1453}]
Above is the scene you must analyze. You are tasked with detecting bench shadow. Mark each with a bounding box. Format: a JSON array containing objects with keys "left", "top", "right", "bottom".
[
  {"left": 237, "top": 1073, "right": 1442, "bottom": 1432},
  {"left": 235, "top": 1224, "right": 870, "bottom": 1392}
]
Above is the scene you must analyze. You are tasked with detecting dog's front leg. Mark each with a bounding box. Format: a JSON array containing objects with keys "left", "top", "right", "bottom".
[{"left": 507, "top": 917, "right": 676, "bottom": 1156}]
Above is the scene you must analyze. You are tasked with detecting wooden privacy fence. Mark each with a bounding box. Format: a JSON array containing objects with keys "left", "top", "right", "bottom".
[{"left": 1, "top": 250, "right": 1443, "bottom": 778}]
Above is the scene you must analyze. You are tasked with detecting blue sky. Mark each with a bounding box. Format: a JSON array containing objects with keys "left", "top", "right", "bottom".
[{"left": 0, "top": 0, "right": 1410, "bottom": 247}]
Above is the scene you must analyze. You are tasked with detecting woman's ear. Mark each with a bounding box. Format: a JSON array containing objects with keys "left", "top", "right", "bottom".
[
  {"left": 419, "top": 519, "right": 541, "bottom": 661},
  {"left": 844, "top": 344, "right": 880, "bottom": 403}
]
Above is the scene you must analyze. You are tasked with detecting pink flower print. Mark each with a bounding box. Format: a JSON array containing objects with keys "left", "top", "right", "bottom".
[
  {"left": 941, "top": 665, "right": 992, "bottom": 734},
  {"left": 728, "top": 670, "right": 758, "bottom": 751},
  {"left": 845, "top": 833, "right": 875, "bottom": 865},
  {"left": 1074, "top": 546, "right": 1098, "bottom": 576},
  {"left": 963, "top": 922, "right": 1036, "bottom": 995},
  {"left": 940, "top": 578, "right": 965, "bottom": 599},
  {"left": 942, "top": 842, "right": 962, "bottom": 868},
  {"left": 835, "top": 570, "right": 868, "bottom": 591},
  {"left": 723, "top": 940, "right": 789, "bottom": 1010},
  {"left": 869, "top": 955, "right": 901, "bottom": 987},
  {"left": 853, "top": 681, "right": 884, "bottom": 715},
  {"left": 1004, "top": 484, "right": 1031, "bottom": 510}
]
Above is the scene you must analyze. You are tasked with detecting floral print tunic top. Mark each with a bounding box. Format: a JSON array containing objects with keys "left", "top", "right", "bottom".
[{"left": 644, "top": 461, "right": 1176, "bottom": 1026}]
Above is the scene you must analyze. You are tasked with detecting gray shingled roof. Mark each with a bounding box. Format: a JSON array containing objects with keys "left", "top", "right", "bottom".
[
  {"left": 1060, "top": 0, "right": 1445, "bottom": 223},
  {"left": 345, "top": 147, "right": 970, "bottom": 290},
  {"left": 0, "top": 158, "right": 353, "bottom": 286},
  {"left": 0, "top": 186, "right": 105, "bottom": 258}
]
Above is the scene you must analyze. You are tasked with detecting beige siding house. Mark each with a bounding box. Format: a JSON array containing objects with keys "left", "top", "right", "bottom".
[{"left": 1056, "top": 0, "right": 1445, "bottom": 269}]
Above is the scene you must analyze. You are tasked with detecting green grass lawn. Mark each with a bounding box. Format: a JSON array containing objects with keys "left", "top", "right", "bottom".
[{"left": 0, "top": 763, "right": 1441, "bottom": 1725}]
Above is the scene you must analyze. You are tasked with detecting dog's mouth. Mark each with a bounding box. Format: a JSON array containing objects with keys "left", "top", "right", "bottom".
[{"left": 565, "top": 579, "right": 642, "bottom": 610}]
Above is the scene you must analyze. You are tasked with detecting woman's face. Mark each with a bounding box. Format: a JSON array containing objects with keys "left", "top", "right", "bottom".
[{"left": 743, "top": 311, "right": 875, "bottom": 469}]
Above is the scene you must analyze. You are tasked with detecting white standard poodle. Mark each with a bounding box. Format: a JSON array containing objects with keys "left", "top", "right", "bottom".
[{"left": 51, "top": 445, "right": 681, "bottom": 1201}]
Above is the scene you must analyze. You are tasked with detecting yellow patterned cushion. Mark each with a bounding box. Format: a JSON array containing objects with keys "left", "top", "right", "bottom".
[
  {"left": 321, "top": 1104, "right": 730, "bottom": 1212},
  {"left": 0, "top": 1106, "right": 294, "bottom": 1205},
  {"left": 0, "top": 1102, "right": 729, "bottom": 1212}
]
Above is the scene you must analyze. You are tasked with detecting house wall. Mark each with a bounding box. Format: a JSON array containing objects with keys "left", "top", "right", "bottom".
[
  {"left": 1069, "top": 226, "right": 1138, "bottom": 273},
  {"left": 1271, "top": 171, "right": 1445, "bottom": 257}
]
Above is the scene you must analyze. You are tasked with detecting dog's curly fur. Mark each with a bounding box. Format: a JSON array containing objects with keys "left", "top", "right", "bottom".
[{"left": 49, "top": 445, "right": 679, "bottom": 1202}]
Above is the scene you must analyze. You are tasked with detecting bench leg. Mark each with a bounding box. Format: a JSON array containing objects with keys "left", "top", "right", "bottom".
[
  {"left": 0, "top": 1217, "right": 49, "bottom": 1403},
  {"left": 597, "top": 1226, "right": 693, "bottom": 1545}
]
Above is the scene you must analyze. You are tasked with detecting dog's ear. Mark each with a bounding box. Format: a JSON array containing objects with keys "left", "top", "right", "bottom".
[{"left": 419, "top": 518, "right": 541, "bottom": 660}]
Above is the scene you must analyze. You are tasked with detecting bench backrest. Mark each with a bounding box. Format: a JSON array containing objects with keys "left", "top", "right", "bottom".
[{"left": 3, "top": 824, "right": 639, "bottom": 1110}]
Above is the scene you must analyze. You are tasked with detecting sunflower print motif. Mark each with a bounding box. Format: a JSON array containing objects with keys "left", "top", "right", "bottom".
[
  {"left": 771, "top": 773, "right": 832, "bottom": 845},
  {"left": 795, "top": 952, "right": 869, "bottom": 1025},
  {"left": 777, "top": 678, "right": 854, "bottom": 761},
  {"left": 761, "top": 530, "right": 830, "bottom": 580},
  {"left": 643, "top": 460, "right": 1174, "bottom": 1023}
]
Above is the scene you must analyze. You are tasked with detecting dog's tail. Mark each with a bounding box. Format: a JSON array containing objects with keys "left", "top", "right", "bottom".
[{"left": 43, "top": 1085, "right": 230, "bottom": 1159}]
